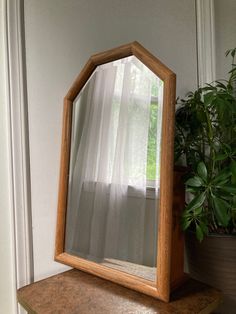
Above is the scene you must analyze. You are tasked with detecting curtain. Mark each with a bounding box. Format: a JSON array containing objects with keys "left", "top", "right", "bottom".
[{"left": 65, "top": 56, "right": 160, "bottom": 267}]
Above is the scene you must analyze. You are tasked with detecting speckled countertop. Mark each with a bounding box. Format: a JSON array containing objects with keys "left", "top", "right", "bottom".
[{"left": 17, "top": 269, "right": 221, "bottom": 314}]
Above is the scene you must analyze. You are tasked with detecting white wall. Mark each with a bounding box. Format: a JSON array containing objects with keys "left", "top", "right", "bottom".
[
  {"left": 24, "top": 0, "right": 198, "bottom": 281},
  {"left": 215, "top": 0, "right": 236, "bottom": 79},
  {"left": 0, "top": 1, "right": 17, "bottom": 312}
]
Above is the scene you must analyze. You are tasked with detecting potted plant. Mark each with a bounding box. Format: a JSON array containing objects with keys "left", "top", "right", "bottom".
[{"left": 175, "top": 48, "right": 236, "bottom": 312}]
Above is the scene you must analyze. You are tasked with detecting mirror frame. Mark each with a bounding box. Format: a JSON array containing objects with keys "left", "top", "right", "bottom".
[{"left": 55, "top": 41, "right": 180, "bottom": 302}]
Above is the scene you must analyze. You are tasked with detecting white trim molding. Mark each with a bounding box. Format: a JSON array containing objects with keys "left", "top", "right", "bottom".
[
  {"left": 5, "top": 0, "right": 34, "bottom": 290},
  {"left": 0, "top": 1, "right": 17, "bottom": 312},
  {"left": 196, "top": 0, "right": 216, "bottom": 86}
]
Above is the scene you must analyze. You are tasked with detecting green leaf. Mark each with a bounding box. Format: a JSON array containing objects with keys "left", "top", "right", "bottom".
[
  {"left": 212, "top": 196, "right": 230, "bottom": 227},
  {"left": 225, "top": 49, "right": 231, "bottom": 57},
  {"left": 214, "top": 178, "right": 230, "bottom": 187},
  {"left": 185, "top": 193, "right": 206, "bottom": 212},
  {"left": 181, "top": 218, "right": 192, "bottom": 231},
  {"left": 182, "top": 210, "right": 192, "bottom": 219},
  {"left": 196, "top": 224, "right": 204, "bottom": 242},
  {"left": 215, "top": 154, "right": 228, "bottom": 161},
  {"left": 197, "top": 162, "right": 208, "bottom": 181},
  {"left": 212, "top": 169, "right": 231, "bottom": 184},
  {"left": 199, "top": 222, "right": 208, "bottom": 235},
  {"left": 186, "top": 187, "right": 199, "bottom": 193},
  {"left": 230, "top": 161, "right": 236, "bottom": 179},
  {"left": 204, "top": 92, "right": 215, "bottom": 105},
  {"left": 194, "top": 206, "right": 203, "bottom": 215},
  {"left": 215, "top": 81, "right": 227, "bottom": 89},
  {"left": 185, "top": 176, "right": 203, "bottom": 187},
  {"left": 217, "top": 185, "right": 236, "bottom": 194}
]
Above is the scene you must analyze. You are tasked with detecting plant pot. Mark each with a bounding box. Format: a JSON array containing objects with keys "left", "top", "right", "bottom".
[{"left": 185, "top": 232, "right": 236, "bottom": 313}]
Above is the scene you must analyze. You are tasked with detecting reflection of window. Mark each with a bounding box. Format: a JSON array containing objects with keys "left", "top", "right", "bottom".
[
  {"left": 109, "top": 58, "right": 163, "bottom": 189},
  {"left": 70, "top": 56, "right": 163, "bottom": 193},
  {"left": 147, "top": 100, "right": 158, "bottom": 181},
  {"left": 66, "top": 56, "right": 161, "bottom": 265},
  {"left": 147, "top": 79, "right": 163, "bottom": 186}
]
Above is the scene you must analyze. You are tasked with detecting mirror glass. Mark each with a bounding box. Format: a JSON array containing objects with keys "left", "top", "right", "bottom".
[{"left": 64, "top": 56, "right": 164, "bottom": 282}]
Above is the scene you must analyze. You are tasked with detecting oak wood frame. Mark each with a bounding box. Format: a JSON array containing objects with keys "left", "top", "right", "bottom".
[{"left": 55, "top": 41, "right": 183, "bottom": 302}]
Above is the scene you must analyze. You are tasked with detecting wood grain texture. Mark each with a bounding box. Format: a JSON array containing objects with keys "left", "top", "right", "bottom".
[
  {"left": 156, "top": 73, "right": 176, "bottom": 301},
  {"left": 55, "top": 99, "right": 73, "bottom": 256},
  {"left": 54, "top": 41, "right": 182, "bottom": 302},
  {"left": 55, "top": 252, "right": 158, "bottom": 299},
  {"left": 90, "top": 42, "right": 133, "bottom": 66},
  {"left": 65, "top": 59, "right": 96, "bottom": 101},
  {"left": 131, "top": 41, "right": 174, "bottom": 80},
  {"left": 17, "top": 269, "right": 222, "bottom": 314}
]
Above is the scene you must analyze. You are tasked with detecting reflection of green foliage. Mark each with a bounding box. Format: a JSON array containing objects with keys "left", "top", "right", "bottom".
[
  {"left": 151, "top": 82, "right": 158, "bottom": 97},
  {"left": 147, "top": 102, "right": 158, "bottom": 180}
]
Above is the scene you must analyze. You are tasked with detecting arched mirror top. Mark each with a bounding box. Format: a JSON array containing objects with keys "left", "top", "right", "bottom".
[{"left": 65, "top": 41, "right": 175, "bottom": 102}]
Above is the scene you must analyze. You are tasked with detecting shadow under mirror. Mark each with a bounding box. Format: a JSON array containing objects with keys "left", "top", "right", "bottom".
[{"left": 65, "top": 55, "right": 164, "bottom": 282}]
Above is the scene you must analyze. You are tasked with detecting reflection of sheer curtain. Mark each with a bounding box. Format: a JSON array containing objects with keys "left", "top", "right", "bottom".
[{"left": 65, "top": 57, "right": 156, "bottom": 265}]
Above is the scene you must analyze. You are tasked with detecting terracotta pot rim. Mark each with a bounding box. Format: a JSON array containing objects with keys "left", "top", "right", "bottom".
[{"left": 186, "top": 230, "right": 236, "bottom": 239}]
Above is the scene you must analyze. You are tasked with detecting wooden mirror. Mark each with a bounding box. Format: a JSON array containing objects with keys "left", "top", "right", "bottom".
[{"left": 55, "top": 42, "right": 185, "bottom": 302}]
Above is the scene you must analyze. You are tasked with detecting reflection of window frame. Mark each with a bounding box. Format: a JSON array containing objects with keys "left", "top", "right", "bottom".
[
  {"left": 112, "top": 92, "right": 161, "bottom": 188},
  {"left": 146, "top": 95, "right": 159, "bottom": 183},
  {"left": 82, "top": 180, "right": 159, "bottom": 200},
  {"left": 71, "top": 68, "right": 162, "bottom": 190},
  {"left": 73, "top": 87, "right": 161, "bottom": 199},
  {"left": 146, "top": 186, "right": 159, "bottom": 199}
]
